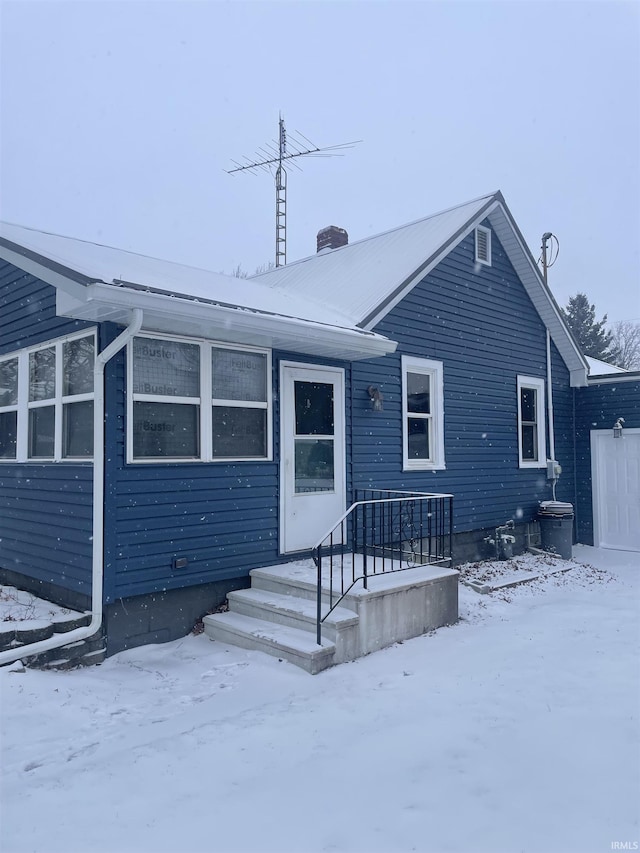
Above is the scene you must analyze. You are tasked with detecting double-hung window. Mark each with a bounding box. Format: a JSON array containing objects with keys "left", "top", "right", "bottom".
[
  {"left": 0, "top": 357, "right": 19, "bottom": 459},
  {"left": 517, "top": 375, "right": 546, "bottom": 468},
  {"left": 128, "top": 335, "right": 271, "bottom": 462},
  {"left": 211, "top": 347, "right": 268, "bottom": 459},
  {"left": 131, "top": 338, "right": 201, "bottom": 459},
  {"left": 402, "top": 356, "right": 445, "bottom": 471},
  {"left": 0, "top": 331, "right": 95, "bottom": 462}
]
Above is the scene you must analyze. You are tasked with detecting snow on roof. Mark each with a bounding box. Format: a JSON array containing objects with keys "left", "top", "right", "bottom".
[
  {"left": 0, "top": 221, "right": 356, "bottom": 330},
  {"left": 586, "top": 356, "right": 627, "bottom": 376},
  {"left": 0, "top": 194, "right": 588, "bottom": 379},
  {"left": 252, "top": 193, "right": 497, "bottom": 326}
]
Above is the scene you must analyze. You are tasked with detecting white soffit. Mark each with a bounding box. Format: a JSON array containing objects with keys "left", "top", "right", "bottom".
[{"left": 56, "top": 286, "right": 396, "bottom": 362}]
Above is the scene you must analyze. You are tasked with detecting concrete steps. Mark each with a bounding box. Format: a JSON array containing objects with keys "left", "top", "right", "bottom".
[
  {"left": 203, "top": 611, "right": 336, "bottom": 675},
  {"left": 227, "top": 588, "right": 359, "bottom": 637},
  {"left": 203, "top": 558, "right": 459, "bottom": 674}
]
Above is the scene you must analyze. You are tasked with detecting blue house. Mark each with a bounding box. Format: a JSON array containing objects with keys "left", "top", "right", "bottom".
[{"left": 1, "top": 191, "right": 637, "bottom": 671}]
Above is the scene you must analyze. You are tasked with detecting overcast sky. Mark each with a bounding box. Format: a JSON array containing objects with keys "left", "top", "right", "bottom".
[{"left": 1, "top": 0, "right": 638, "bottom": 323}]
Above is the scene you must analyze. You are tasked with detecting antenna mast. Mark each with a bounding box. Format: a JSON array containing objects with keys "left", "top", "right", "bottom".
[{"left": 227, "top": 114, "right": 360, "bottom": 267}]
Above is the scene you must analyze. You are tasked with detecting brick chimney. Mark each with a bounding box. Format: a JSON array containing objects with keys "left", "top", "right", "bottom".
[{"left": 317, "top": 225, "right": 348, "bottom": 253}]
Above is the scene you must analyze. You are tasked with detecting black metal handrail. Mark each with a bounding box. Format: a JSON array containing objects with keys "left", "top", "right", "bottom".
[{"left": 313, "top": 489, "right": 453, "bottom": 644}]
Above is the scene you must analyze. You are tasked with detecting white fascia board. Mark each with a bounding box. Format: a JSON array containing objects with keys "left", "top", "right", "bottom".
[
  {"left": 61, "top": 282, "right": 397, "bottom": 362},
  {"left": 359, "top": 197, "right": 588, "bottom": 387},
  {"left": 587, "top": 372, "right": 640, "bottom": 386},
  {"left": 361, "top": 199, "right": 500, "bottom": 331},
  {"left": 487, "top": 205, "right": 589, "bottom": 387}
]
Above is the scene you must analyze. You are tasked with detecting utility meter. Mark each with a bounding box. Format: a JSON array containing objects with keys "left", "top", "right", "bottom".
[{"left": 546, "top": 459, "right": 562, "bottom": 480}]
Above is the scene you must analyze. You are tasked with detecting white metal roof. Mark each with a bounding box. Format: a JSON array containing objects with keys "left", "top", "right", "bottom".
[
  {"left": 0, "top": 221, "right": 396, "bottom": 361},
  {"left": 586, "top": 356, "right": 627, "bottom": 376},
  {"left": 252, "top": 191, "right": 588, "bottom": 386},
  {"left": 0, "top": 221, "right": 355, "bottom": 327},
  {"left": 252, "top": 193, "right": 497, "bottom": 326},
  {"left": 0, "top": 192, "right": 589, "bottom": 382}
]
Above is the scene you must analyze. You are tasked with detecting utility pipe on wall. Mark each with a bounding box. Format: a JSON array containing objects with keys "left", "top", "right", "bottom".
[
  {"left": 0, "top": 309, "right": 143, "bottom": 667},
  {"left": 546, "top": 329, "right": 557, "bottom": 500}
]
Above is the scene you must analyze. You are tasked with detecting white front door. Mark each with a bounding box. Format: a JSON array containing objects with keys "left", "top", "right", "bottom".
[
  {"left": 280, "top": 363, "right": 346, "bottom": 553},
  {"left": 591, "top": 428, "right": 640, "bottom": 552}
]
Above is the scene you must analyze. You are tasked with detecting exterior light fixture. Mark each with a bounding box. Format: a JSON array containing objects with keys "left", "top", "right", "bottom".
[
  {"left": 613, "top": 417, "right": 625, "bottom": 439},
  {"left": 367, "top": 385, "right": 384, "bottom": 412}
]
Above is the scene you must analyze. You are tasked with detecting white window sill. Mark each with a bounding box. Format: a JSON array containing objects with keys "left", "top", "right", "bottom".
[{"left": 403, "top": 464, "right": 446, "bottom": 472}]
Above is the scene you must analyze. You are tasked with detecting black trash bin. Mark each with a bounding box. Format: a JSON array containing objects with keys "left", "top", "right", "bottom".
[{"left": 538, "top": 501, "right": 574, "bottom": 559}]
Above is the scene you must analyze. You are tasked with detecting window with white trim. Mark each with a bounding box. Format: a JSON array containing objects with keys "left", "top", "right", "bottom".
[
  {"left": 475, "top": 226, "right": 491, "bottom": 266},
  {"left": 0, "top": 356, "right": 18, "bottom": 459},
  {"left": 517, "top": 375, "right": 546, "bottom": 467},
  {"left": 128, "top": 335, "right": 271, "bottom": 462},
  {"left": 402, "top": 356, "right": 445, "bottom": 470},
  {"left": 0, "top": 331, "right": 96, "bottom": 462}
]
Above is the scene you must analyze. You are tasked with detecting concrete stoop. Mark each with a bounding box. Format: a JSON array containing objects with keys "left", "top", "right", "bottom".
[{"left": 204, "top": 559, "right": 459, "bottom": 673}]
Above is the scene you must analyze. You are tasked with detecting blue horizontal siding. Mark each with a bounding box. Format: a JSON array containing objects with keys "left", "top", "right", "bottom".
[
  {"left": 0, "top": 263, "right": 95, "bottom": 597},
  {"left": 353, "top": 225, "right": 574, "bottom": 533},
  {"left": 104, "top": 347, "right": 351, "bottom": 601},
  {"left": 0, "top": 261, "right": 91, "bottom": 354},
  {"left": 574, "top": 377, "right": 640, "bottom": 544},
  {"left": 0, "top": 465, "right": 93, "bottom": 594}
]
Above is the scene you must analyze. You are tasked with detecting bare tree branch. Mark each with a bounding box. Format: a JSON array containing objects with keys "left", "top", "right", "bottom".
[{"left": 610, "top": 320, "right": 640, "bottom": 370}]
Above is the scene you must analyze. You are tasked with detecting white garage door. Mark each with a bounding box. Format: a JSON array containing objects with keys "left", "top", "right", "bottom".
[{"left": 591, "top": 428, "right": 640, "bottom": 552}]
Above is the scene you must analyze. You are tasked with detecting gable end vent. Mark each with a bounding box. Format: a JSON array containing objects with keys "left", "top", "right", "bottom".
[{"left": 475, "top": 226, "right": 491, "bottom": 266}]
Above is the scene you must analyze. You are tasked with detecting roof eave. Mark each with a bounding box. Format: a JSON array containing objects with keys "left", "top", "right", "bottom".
[
  {"left": 0, "top": 237, "right": 94, "bottom": 299},
  {"left": 57, "top": 283, "right": 397, "bottom": 362},
  {"left": 359, "top": 194, "right": 588, "bottom": 388},
  {"left": 359, "top": 195, "right": 500, "bottom": 330}
]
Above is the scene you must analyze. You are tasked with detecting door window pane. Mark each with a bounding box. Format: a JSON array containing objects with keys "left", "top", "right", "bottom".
[
  {"left": 407, "top": 418, "right": 430, "bottom": 460},
  {"left": 0, "top": 358, "right": 18, "bottom": 406},
  {"left": 294, "top": 381, "right": 334, "bottom": 436},
  {"left": 29, "top": 406, "right": 55, "bottom": 458},
  {"left": 212, "top": 407, "right": 266, "bottom": 458},
  {"left": 295, "top": 439, "right": 334, "bottom": 493},
  {"left": 0, "top": 412, "right": 17, "bottom": 458},
  {"left": 212, "top": 349, "right": 266, "bottom": 402},
  {"left": 63, "top": 401, "right": 94, "bottom": 457},
  {"left": 29, "top": 348, "right": 56, "bottom": 401},
  {"left": 132, "top": 338, "right": 200, "bottom": 397},
  {"left": 64, "top": 337, "right": 94, "bottom": 396},
  {"left": 407, "top": 373, "right": 431, "bottom": 414},
  {"left": 133, "top": 402, "right": 199, "bottom": 457}
]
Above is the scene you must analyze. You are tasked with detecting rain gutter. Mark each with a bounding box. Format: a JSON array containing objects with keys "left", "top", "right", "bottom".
[{"left": 0, "top": 309, "right": 144, "bottom": 666}]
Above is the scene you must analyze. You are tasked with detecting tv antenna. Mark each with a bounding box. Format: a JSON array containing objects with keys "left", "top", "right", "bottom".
[{"left": 226, "top": 114, "right": 360, "bottom": 267}]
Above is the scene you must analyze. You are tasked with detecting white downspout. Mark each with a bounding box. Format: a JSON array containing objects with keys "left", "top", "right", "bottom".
[
  {"left": 546, "top": 329, "right": 557, "bottom": 500},
  {"left": 0, "top": 309, "right": 143, "bottom": 666}
]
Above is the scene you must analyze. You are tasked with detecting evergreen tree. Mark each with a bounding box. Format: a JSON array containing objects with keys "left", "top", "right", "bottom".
[{"left": 561, "top": 293, "right": 613, "bottom": 361}]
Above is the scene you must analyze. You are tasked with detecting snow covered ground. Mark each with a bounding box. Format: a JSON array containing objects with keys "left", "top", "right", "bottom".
[{"left": 1, "top": 545, "right": 638, "bottom": 853}]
